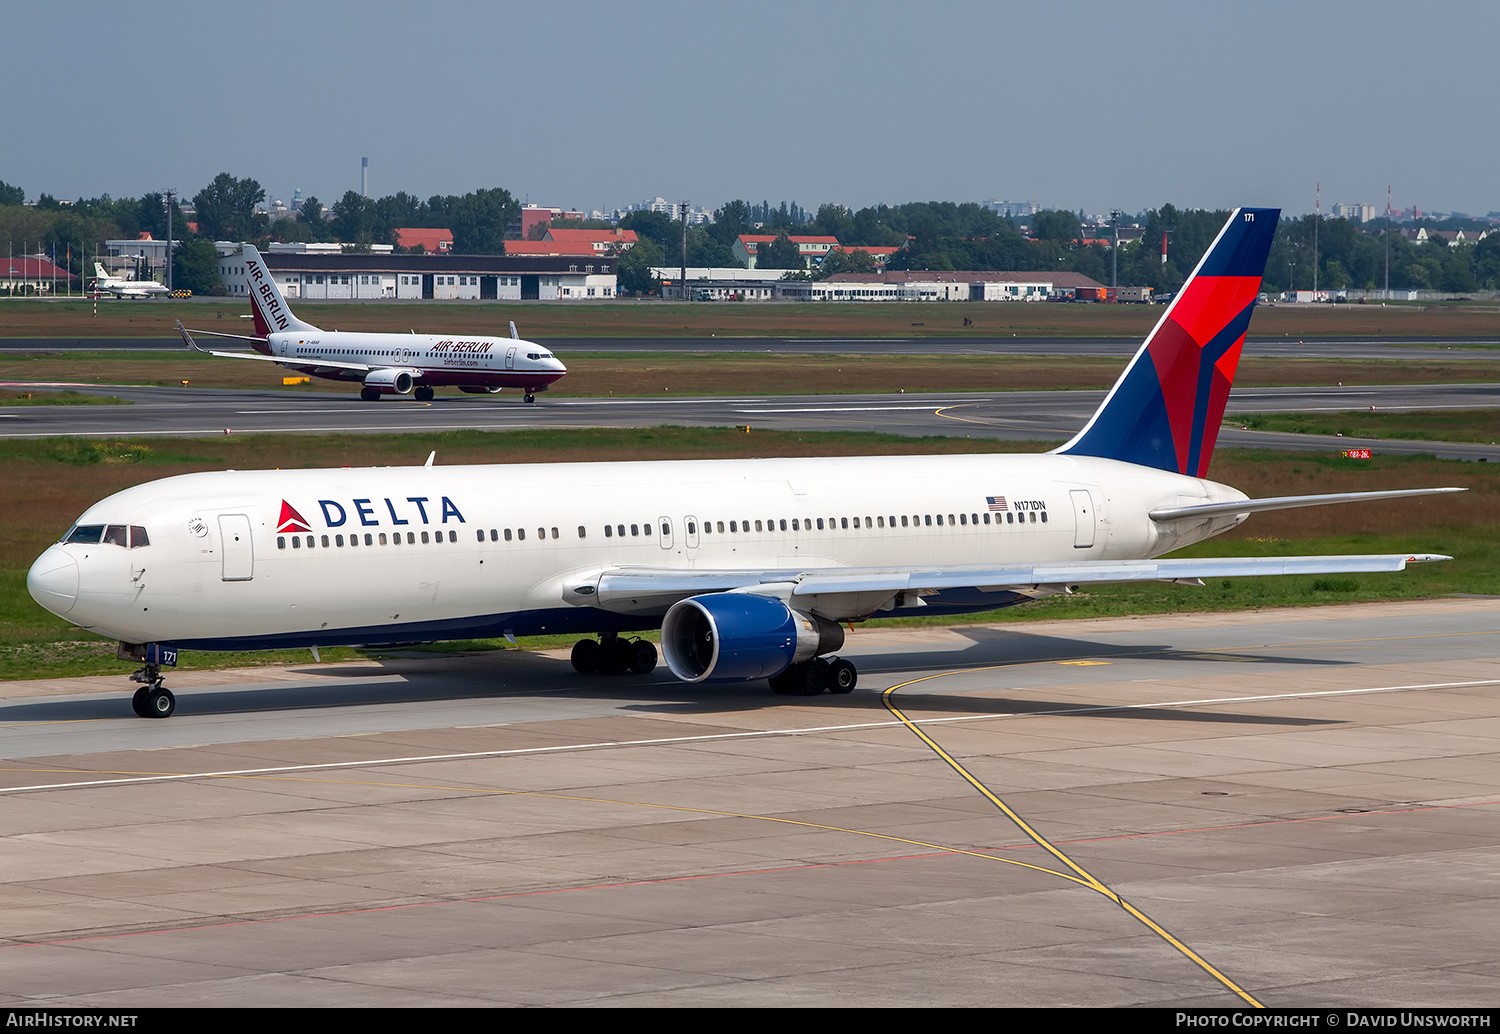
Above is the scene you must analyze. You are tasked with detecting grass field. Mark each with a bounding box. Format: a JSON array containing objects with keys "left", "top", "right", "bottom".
[
  {"left": 3, "top": 296, "right": 1499, "bottom": 340},
  {"left": 1237, "top": 409, "right": 1500, "bottom": 444},
  {"left": 0, "top": 389, "right": 128, "bottom": 406},
  {"left": 3, "top": 428, "right": 1494, "bottom": 682},
  {"left": 3, "top": 349, "right": 1500, "bottom": 397}
]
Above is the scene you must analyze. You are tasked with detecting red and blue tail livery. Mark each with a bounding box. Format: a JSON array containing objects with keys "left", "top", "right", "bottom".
[{"left": 1058, "top": 207, "right": 1279, "bottom": 476}]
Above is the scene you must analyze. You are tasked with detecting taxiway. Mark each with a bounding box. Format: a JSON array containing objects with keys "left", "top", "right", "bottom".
[
  {"left": 0, "top": 599, "right": 1497, "bottom": 1006},
  {"left": 2, "top": 382, "right": 1497, "bottom": 460}
]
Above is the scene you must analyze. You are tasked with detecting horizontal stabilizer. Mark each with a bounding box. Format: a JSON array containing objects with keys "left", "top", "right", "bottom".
[{"left": 1150, "top": 487, "right": 1466, "bottom": 523}]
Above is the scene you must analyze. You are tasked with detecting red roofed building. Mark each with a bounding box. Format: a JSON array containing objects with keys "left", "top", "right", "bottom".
[
  {"left": 2, "top": 256, "right": 76, "bottom": 295},
  {"left": 542, "top": 227, "right": 638, "bottom": 253},
  {"left": 733, "top": 234, "right": 841, "bottom": 269},
  {"left": 502, "top": 240, "right": 601, "bottom": 257},
  {"left": 394, "top": 228, "right": 454, "bottom": 253}
]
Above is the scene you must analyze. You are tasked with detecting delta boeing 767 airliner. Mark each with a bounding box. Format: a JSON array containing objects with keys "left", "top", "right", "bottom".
[{"left": 28, "top": 208, "right": 1460, "bottom": 717}]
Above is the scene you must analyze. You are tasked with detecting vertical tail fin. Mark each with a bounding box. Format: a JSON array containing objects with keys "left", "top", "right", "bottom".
[
  {"left": 241, "top": 244, "right": 320, "bottom": 337},
  {"left": 1056, "top": 207, "right": 1279, "bottom": 476}
]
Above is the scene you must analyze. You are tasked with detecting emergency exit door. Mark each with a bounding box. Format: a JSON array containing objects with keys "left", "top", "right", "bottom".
[{"left": 1069, "top": 490, "right": 1096, "bottom": 549}]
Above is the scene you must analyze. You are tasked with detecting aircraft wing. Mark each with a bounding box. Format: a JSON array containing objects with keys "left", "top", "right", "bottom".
[
  {"left": 590, "top": 553, "right": 1451, "bottom": 614},
  {"left": 177, "top": 321, "right": 373, "bottom": 374}
]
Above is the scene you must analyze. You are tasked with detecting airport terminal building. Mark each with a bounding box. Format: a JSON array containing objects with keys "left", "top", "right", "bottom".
[{"left": 218, "top": 248, "right": 618, "bottom": 301}]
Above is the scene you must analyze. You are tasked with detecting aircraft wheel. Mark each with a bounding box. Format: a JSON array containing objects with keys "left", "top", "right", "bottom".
[
  {"left": 827, "top": 658, "right": 858, "bottom": 694},
  {"left": 768, "top": 669, "right": 796, "bottom": 695},
  {"left": 523, "top": 392, "right": 536, "bottom": 404},
  {"left": 628, "top": 639, "right": 658, "bottom": 675},
  {"left": 598, "top": 637, "right": 632, "bottom": 676},
  {"left": 570, "top": 639, "right": 600, "bottom": 674},
  {"left": 414, "top": 386, "right": 435, "bottom": 402},
  {"left": 144, "top": 686, "right": 175, "bottom": 718},
  {"left": 790, "top": 660, "right": 828, "bottom": 697},
  {"left": 360, "top": 388, "right": 380, "bottom": 401},
  {"left": 131, "top": 687, "right": 151, "bottom": 717}
]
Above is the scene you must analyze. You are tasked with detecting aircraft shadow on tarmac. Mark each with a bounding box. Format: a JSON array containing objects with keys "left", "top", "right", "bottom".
[{"left": 0, "top": 627, "right": 1348, "bottom": 725}]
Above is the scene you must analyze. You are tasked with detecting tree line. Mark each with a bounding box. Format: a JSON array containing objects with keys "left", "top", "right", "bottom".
[
  {"left": 3, "top": 173, "right": 1496, "bottom": 297},
  {"left": 0, "top": 174, "right": 521, "bottom": 295}
]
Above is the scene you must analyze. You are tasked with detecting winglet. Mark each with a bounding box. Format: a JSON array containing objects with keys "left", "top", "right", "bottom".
[
  {"left": 510, "top": 321, "right": 519, "bottom": 340},
  {"left": 424, "top": 451, "right": 436, "bottom": 468},
  {"left": 176, "top": 320, "right": 203, "bottom": 352}
]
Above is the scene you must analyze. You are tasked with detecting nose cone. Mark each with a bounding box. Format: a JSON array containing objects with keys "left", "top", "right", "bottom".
[
  {"left": 28, "top": 547, "right": 79, "bottom": 617},
  {"left": 548, "top": 357, "right": 567, "bottom": 373}
]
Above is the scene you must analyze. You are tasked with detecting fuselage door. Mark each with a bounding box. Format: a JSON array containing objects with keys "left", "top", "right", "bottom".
[
  {"left": 219, "top": 514, "right": 255, "bottom": 580},
  {"left": 1069, "top": 489, "right": 1096, "bottom": 549},
  {"left": 505, "top": 346, "right": 516, "bottom": 370},
  {"left": 684, "top": 515, "right": 699, "bottom": 552},
  {"left": 658, "top": 517, "right": 674, "bottom": 550}
]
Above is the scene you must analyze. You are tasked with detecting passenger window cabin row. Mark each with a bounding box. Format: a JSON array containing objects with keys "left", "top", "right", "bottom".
[
  {"left": 275, "top": 510, "right": 1048, "bottom": 552},
  {"left": 278, "top": 529, "right": 461, "bottom": 550},
  {"left": 689, "top": 511, "right": 1044, "bottom": 534}
]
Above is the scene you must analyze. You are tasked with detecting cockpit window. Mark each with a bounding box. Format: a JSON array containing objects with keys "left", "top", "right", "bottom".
[{"left": 64, "top": 524, "right": 150, "bottom": 547}]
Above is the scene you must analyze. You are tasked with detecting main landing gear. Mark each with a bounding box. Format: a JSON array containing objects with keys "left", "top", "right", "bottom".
[
  {"left": 128, "top": 664, "right": 175, "bottom": 718},
  {"left": 414, "top": 386, "right": 435, "bottom": 402},
  {"left": 571, "top": 635, "right": 658, "bottom": 676},
  {"left": 768, "top": 657, "right": 858, "bottom": 697},
  {"left": 523, "top": 391, "right": 536, "bottom": 404}
]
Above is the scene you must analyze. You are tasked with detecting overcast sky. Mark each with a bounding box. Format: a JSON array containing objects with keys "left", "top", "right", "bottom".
[{"left": 6, "top": 0, "right": 1496, "bottom": 218}]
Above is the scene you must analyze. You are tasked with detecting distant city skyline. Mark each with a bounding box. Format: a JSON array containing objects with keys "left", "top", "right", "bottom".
[{"left": 6, "top": 1, "right": 1497, "bottom": 219}]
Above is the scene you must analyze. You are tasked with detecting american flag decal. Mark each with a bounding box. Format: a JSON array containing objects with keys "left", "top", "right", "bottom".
[{"left": 986, "top": 496, "right": 1008, "bottom": 511}]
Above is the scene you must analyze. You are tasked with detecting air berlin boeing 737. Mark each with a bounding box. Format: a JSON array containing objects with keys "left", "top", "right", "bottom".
[
  {"left": 177, "top": 244, "right": 567, "bottom": 402},
  {"left": 31, "top": 208, "right": 1460, "bottom": 718}
]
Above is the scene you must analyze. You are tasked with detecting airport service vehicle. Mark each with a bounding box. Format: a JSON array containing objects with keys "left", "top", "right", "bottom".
[
  {"left": 177, "top": 244, "right": 567, "bottom": 403},
  {"left": 29, "top": 209, "right": 1460, "bottom": 718},
  {"left": 91, "top": 262, "right": 170, "bottom": 299}
]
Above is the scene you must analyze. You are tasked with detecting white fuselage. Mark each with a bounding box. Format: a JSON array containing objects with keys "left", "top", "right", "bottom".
[
  {"left": 28, "top": 453, "right": 1248, "bottom": 651},
  {"left": 95, "top": 277, "right": 169, "bottom": 298},
  {"left": 265, "top": 329, "right": 567, "bottom": 390}
]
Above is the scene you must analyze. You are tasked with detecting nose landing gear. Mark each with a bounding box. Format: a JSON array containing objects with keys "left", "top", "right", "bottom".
[{"left": 129, "top": 665, "right": 176, "bottom": 718}]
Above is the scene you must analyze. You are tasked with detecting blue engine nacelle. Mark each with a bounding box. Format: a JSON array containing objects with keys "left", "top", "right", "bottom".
[{"left": 660, "top": 593, "right": 844, "bottom": 683}]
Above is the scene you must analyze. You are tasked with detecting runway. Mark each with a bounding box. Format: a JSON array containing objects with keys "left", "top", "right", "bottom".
[
  {"left": 2, "top": 381, "right": 1498, "bottom": 460},
  {"left": 5, "top": 335, "right": 1500, "bottom": 359},
  {"left": 1, "top": 598, "right": 1497, "bottom": 1006}
]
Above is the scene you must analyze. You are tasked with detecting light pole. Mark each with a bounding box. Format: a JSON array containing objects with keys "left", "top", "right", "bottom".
[{"left": 163, "top": 189, "right": 176, "bottom": 291}]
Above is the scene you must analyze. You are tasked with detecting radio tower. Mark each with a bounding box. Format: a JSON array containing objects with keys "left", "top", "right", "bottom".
[{"left": 1312, "top": 183, "right": 1319, "bottom": 299}]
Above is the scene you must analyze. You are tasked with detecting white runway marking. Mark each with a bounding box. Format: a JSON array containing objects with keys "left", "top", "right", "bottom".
[{"left": 7, "top": 677, "right": 1498, "bottom": 796}]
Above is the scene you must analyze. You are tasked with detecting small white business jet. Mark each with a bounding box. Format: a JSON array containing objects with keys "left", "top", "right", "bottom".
[
  {"left": 91, "top": 262, "right": 170, "bottom": 299},
  {"left": 30, "top": 208, "right": 1460, "bottom": 717},
  {"left": 176, "top": 244, "right": 567, "bottom": 402}
]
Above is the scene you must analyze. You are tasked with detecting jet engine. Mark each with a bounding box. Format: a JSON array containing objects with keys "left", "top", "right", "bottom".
[
  {"left": 362, "top": 368, "right": 416, "bottom": 395},
  {"left": 660, "top": 593, "right": 844, "bottom": 682}
]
